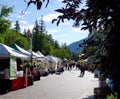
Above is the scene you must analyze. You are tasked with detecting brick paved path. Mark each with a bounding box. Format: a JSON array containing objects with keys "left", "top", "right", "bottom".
[{"left": 0, "top": 70, "right": 98, "bottom": 99}]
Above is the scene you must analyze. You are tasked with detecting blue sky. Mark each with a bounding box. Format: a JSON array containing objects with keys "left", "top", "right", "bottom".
[{"left": 0, "top": 0, "right": 89, "bottom": 45}]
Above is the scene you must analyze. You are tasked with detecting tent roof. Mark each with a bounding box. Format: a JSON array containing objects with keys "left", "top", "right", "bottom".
[
  {"left": 11, "top": 44, "right": 31, "bottom": 56},
  {"left": 28, "top": 49, "right": 41, "bottom": 58},
  {"left": 0, "top": 43, "right": 28, "bottom": 58},
  {"left": 36, "top": 51, "right": 44, "bottom": 57},
  {"left": 46, "top": 55, "right": 57, "bottom": 63}
]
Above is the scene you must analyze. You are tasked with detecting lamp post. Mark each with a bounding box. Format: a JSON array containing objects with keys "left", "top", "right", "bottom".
[{"left": 29, "top": 33, "right": 33, "bottom": 66}]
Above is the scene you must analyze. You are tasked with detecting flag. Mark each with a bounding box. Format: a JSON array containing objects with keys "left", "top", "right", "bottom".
[{"left": 29, "top": 33, "right": 33, "bottom": 39}]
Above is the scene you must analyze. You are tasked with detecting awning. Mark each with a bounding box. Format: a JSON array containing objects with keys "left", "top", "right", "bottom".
[
  {"left": 36, "top": 51, "right": 44, "bottom": 58},
  {"left": 11, "top": 44, "right": 31, "bottom": 56},
  {"left": 0, "top": 43, "right": 28, "bottom": 58}
]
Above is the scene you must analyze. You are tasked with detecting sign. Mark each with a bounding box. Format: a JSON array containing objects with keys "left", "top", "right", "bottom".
[{"left": 10, "top": 57, "right": 17, "bottom": 80}]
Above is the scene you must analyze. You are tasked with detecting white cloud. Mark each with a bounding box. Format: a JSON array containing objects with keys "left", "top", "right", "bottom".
[
  {"left": 73, "top": 28, "right": 81, "bottom": 32},
  {"left": 63, "top": 22, "right": 71, "bottom": 25},
  {"left": 48, "top": 29, "right": 61, "bottom": 34},
  {"left": 11, "top": 23, "right": 15, "bottom": 29},
  {"left": 43, "top": 13, "right": 61, "bottom": 22},
  {"left": 16, "top": 14, "right": 23, "bottom": 18},
  {"left": 10, "top": 10, "right": 31, "bottom": 20},
  {"left": 20, "top": 20, "right": 27, "bottom": 24},
  {"left": 55, "top": 34, "right": 68, "bottom": 38},
  {"left": 21, "top": 24, "right": 34, "bottom": 33},
  {"left": 10, "top": 13, "right": 24, "bottom": 19},
  {"left": 58, "top": 0, "right": 63, "bottom": 2},
  {"left": 24, "top": 25, "right": 34, "bottom": 30}
]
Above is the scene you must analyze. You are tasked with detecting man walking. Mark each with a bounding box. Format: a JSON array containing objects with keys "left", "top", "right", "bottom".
[
  {"left": 80, "top": 64, "right": 85, "bottom": 77},
  {"left": 78, "top": 55, "right": 85, "bottom": 77}
]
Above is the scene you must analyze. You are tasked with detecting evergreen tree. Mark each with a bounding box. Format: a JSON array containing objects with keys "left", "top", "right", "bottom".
[
  {"left": 46, "top": 34, "right": 54, "bottom": 44},
  {"left": 14, "top": 20, "right": 20, "bottom": 32},
  {"left": 33, "top": 19, "right": 39, "bottom": 34},
  {"left": 32, "top": 19, "right": 47, "bottom": 53},
  {"left": 38, "top": 15, "right": 46, "bottom": 33},
  {"left": 26, "top": 29, "right": 31, "bottom": 37},
  {"left": 23, "top": 28, "right": 27, "bottom": 36},
  {"left": 54, "top": 40, "right": 60, "bottom": 49}
]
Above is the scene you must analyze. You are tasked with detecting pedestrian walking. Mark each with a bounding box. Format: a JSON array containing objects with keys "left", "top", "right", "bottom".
[
  {"left": 80, "top": 65, "right": 85, "bottom": 77},
  {"left": 78, "top": 54, "right": 85, "bottom": 77}
]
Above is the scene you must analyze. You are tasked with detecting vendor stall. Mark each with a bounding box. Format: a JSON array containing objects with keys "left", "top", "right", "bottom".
[
  {"left": 11, "top": 44, "right": 41, "bottom": 82},
  {"left": 46, "top": 55, "right": 58, "bottom": 74},
  {"left": 27, "top": 50, "right": 44, "bottom": 80},
  {"left": 11, "top": 44, "right": 34, "bottom": 85},
  {"left": 0, "top": 43, "right": 29, "bottom": 94}
]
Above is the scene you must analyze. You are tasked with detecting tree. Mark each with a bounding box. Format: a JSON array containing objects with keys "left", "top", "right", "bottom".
[
  {"left": 26, "top": 0, "right": 120, "bottom": 95},
  {"left": 32, "top": 19, "right": 47, "bottom": 52},
  {"left": 0, "top": 34, "right": 4, "bottom": 43},
  {"left": 23, "top": 28, "right": 27, "bottom": 36},
  {"left": 0, "top": 5, "right": 12, "bottom": 34},
  {"left": 59, "top": 45, "right": 70, "bottom": 59},
  {"left": 42, "top": 43, "right": 54, "bottom": 55},
  {"left": 3, "top": 30, "right": 29, "bottom": 49},
  {"left": 26, "top": 29, "right": 31, "bottom": 36},
  {"left": 46, "top": 34, "right": 54, "bottom": 44},
  {"left": 39, "top": 15, "right": 47, "bottom": 33},
  {"left": 54, "top": 40, "right": 60, "bottom": 49},
  {"left": 33, "top": 19, "right": 39, "bottom": 34},
  {"left": 0, "top": 5, "right": 29, "bottom": 49},
  {"left": 14, "top": 20, "right": 21, "bottom": 32}
]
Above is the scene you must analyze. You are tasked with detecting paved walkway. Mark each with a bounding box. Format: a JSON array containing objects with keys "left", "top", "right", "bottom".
[{"left": 0, "top": 70, "right": 99, "bottom": 99}]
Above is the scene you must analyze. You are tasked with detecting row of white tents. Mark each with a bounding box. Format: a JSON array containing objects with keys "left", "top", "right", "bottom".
[
  {"left": 0, "top": 43, "right": 64, "bottom": 93},
  {"left": 0, "top": 43, "right": 63, "bottom": 73}
]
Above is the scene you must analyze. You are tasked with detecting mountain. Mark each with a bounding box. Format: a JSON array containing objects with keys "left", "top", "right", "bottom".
[{"left": 67, "top": 38, "right": 87, "bottom": 53}]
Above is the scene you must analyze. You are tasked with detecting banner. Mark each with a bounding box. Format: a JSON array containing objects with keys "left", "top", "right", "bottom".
[{"left": 9, "top": 57, "right": 17, "bottom": 80}]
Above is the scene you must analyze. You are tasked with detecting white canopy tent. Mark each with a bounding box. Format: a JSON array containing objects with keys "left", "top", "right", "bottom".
[
  {"left": 46, "top": 55, "right": 58, "bottom": 72},
  {"left": 0, "top": 43, "right": 28, "bottom": 59},
  {"left": 36, "top": 51, "right": 45, "bottom": 61},
  {"left": 11, "top": 44, "right": 31, "bottom": 56},
  {"left": 27, "top": 49, "right": 43, "bottom": 60},
  {"left": 46, "top": 55, "right": 57, "bottom": 63},
  {"left": 36, "top": 51, "right": 44, "bottom": 58}
]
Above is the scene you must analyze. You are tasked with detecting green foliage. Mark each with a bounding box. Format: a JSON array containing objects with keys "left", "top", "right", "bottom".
[
  {"left": 53, "top": 46, "right": 70, "bottom": 59},
  {"left": 0, "top": 30, "right": 29, "bottom": 50},
  {"left": 25, "top": 0, "right": 120, "bottom": 96},
  {"left": 0, "top": 5, "right": 29, "bottom": 49},
  {"left": 0, "top": 3, "right": 71, "bottom": 62},
  {"left": 0, "top": 34, "right": 4, "bottom": 43},
  {"left": 0, "top": 5, "right": 12, "bottom": 17},
  {"left": 42, "top": 43, "right": 54, "bottom": 55},
  {"left": 46, "top": 34, "right": 54, "bottom": 44},
  {"left": 107, "top": 92, "right": 118, "bottom": 99},
  {"left": 54, "top": 40, "right": 60, "bottom": 49},
  {"left": 72, "top": 50, "right": 83, "bottom": 61},
  {"left": 2, "top": 30, "right": 29, "bottom": 49},
  {"left": 32, "top": 18, "right": 70, "bottom": 59},
  {"left": 14, "top": 20, "right": 21, "bottom": 32},
  {"left": 0, "top": 5, "right": 12, "bottom": 34}
]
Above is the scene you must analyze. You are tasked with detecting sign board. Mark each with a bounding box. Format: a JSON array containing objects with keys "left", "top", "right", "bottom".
[{"left": 9, "top": 57, "right": 17, "bottom": 80}]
